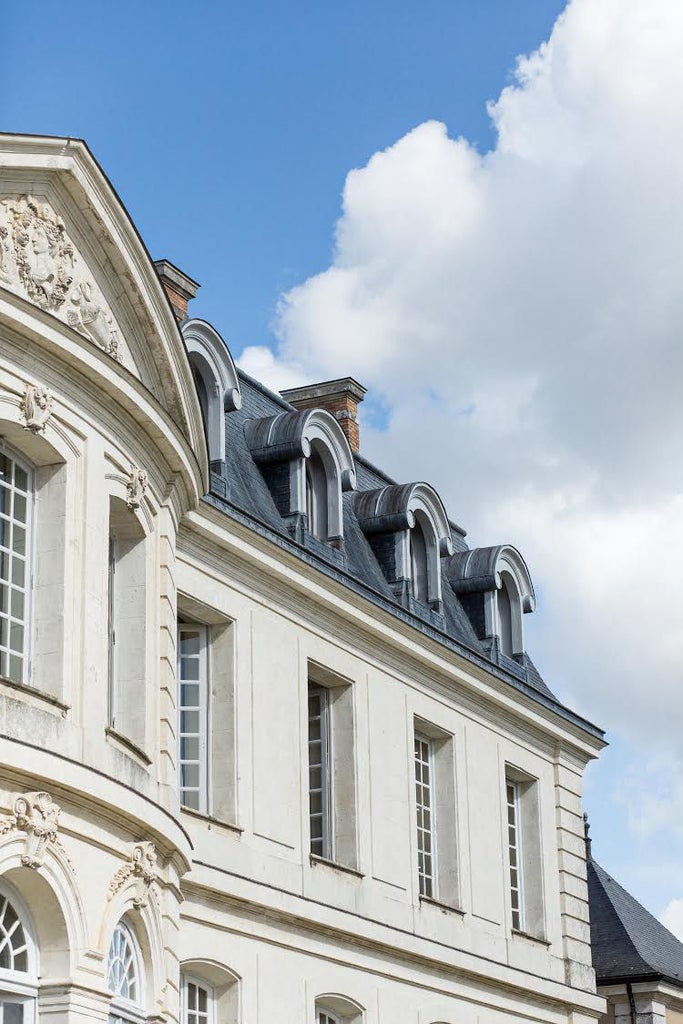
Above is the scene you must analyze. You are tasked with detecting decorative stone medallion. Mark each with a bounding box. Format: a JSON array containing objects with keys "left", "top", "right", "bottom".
[
  {"left": 19, "top": 383, "right": 53, "bottom": 434},
  {"left": 0, "top": 194, "right": 122, "bottom": 360}
]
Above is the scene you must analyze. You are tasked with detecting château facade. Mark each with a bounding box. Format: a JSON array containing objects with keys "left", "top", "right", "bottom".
[{"left": 0, "top": 133, "right": 607, "bottom": 1024}]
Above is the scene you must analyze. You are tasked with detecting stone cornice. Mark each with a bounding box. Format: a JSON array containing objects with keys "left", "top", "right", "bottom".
[{"left": 180, "top": 503, "right": 605, "bottom": 760}]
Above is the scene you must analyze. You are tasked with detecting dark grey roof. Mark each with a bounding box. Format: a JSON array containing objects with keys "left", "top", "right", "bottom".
[
  {"left": 204, "top": 366, "right": 604, "bottom": 740},
  {"left": 588, "top": 857, "right": 683, "bottom": 988}
]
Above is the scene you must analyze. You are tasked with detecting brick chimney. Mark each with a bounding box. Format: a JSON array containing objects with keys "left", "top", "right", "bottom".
[
  {"left": 280, "top": 378, "right": 367, "bottom": 453},
  {"left": 154, "top": 259, "right": 200, "bottom": 322}
]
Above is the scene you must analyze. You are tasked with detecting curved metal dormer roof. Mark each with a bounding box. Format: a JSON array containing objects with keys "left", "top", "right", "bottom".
[
  {"left": 354, "top": 482, "right": 454, "bottom": 556},
  {"left": 244, "top": 407, "right": 356, "bottom": 491},
  {"left": 446, "top": 544, "right": 536, "bottom": 612}
]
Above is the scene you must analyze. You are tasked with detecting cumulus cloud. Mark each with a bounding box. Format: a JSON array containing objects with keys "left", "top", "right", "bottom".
[
  {"left": 662, "top": 899, "right": 683, "bottom": 941},
  {"left": 241, "top": 0, "right": 683, "bottom": 756}
]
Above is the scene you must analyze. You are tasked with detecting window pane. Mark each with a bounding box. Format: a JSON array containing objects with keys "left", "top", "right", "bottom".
[
  {"left": 13, "top": 466, "right": 28, "bottom": 492},
  {"left": 2, "top": 1003, "right": 23, "bottom": 1024}
]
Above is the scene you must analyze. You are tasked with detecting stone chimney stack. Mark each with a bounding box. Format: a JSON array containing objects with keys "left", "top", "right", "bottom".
[
  {"left": 154, "top": 259, "right": 200, "bottom": 322},
  {"left": 281, "top": 378, "right": 367, "bottom": 453}
]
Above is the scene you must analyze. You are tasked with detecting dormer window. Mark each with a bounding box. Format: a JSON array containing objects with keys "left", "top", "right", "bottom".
[
  {"left": 409, "top": 518, "right": 429, "bottom": 604},
  {"left": 305, "top": 446, "right": 329, "bottom": 540},
  {"left": 245, "top": 408, "right": 356, "bottom": 544},
  {"left": 182, "top": 319, "right": 242, "bottom": 471},
  {"left": 447, "top": 545, "right": 536, "bottom": 660},
  {"left": 354, "top": 482, "right": 454, "bottom": 610},
  {"left": 498, "top": 572, "right": 515, "bottom": 657}
]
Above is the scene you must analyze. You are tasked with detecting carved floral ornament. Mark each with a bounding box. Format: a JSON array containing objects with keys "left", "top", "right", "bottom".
[
  {"left": 108, "top": 840, "right": 158, "bottom": 909},
  {"left": 0, "top": 194, "right": 122, "bottom": 361},
  {"left": 19, "top": 382, "right": 53, "bottom": 434},
  {"left": 0, "top": 790, "right": 72, "bottom": 870}
]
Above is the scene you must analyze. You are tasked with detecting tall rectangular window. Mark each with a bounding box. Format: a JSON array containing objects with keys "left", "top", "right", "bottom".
[
  {"left": 507, "top": 779, "right": 524, "bottom": 931},
  {"left": 0, "top": 451, "right": 32, "bottom": 686},
  {"left": 178, "top": 624, "right": 209, "bottom": 812},
  {"left": 308, "top": 682, "right": 332, "bottom": 859},
  {"left": 414, "top": 732, "right": 436, "bottom": 898}
]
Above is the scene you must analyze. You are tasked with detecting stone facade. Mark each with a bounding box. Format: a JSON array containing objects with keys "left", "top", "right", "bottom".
[{"left": 0, "top": 133, "right": 607, "bottom": 1024}]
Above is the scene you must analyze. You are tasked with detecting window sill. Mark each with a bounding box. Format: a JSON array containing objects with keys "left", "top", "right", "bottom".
[
  {"left": 419, "top": 895, "right": 465, "bottom": 916},
  {"left": 309, "top": 854, "right": 364, "bottom": 879},
  {"left": 0, "top": 675, "right": 70, "bottom": 717},
  {"left": 180, "top": 806, "right": 243, "bottom": 834},
  {"left": 511, "top": 927, "right": 551, "bottom": 948},
  {"left": 105, "top": 727, "right": 152, "bottom": 768}
]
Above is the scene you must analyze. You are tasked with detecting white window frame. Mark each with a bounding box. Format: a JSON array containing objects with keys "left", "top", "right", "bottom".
[
  {"left": 308, "top": 682, "right": 333, "bottom": 859},
  {"left": 181, "top": 974, "right": 214, "bottom": 1024},
  {"left": 317, "top": 1011, "right": 342, "bottom": 1024},
  {"left": 0, "top": 886, "right": 37, "bottom": 1024},
  {"left": 506, "top": 778, "right": 524, "bottom": 931},
  {"left": 107, "top": 920, "right": 145, "bottom": 1024},
  {"left": 0, "top": 446, "right": 34, "bottom": 688},
  {"left": 414, "top": 732, "right": 436, "bottom": 899},
  {"left": 178, "top": 623, "right": 210, "bottom": 813}
]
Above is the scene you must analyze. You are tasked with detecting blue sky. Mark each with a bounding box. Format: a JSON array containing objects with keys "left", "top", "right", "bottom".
[
  {"left": 4, "top": 1, "right": 563, "bottom": 353},
  {"left": 5, "top": 1, "right": 683, "bottom": 931}
]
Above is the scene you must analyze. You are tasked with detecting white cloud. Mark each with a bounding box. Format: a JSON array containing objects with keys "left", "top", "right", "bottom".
[
  {"left": 662, "top": 899, "right": 683, "bottom": 941},
  {"left": 237, "top": 344, "right": 308, "bottom": 393},
  {"left": 264, "top": 0, "right": 683, "bottom": 762}
]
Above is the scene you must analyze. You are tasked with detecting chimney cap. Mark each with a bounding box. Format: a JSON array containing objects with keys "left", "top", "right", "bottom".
[
  {"left": 280, "top": 377, "right": 367, "bottom": 406},
  {"left": 154, "top": 259, "right": 201, "bottom": 303}
]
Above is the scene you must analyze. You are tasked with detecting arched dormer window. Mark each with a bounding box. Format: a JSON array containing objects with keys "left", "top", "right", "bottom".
[
  {"left": 0, "top": 887, "right": 37, "bottom": 1024},
  {"left": 410, "top": 519, "right": 429, "bottom": 604},
  {"left": 354, "top": 482, "right": 453, "bottom": 609},
  {"left": 446, "top": 544, "right": 536, "bottom": 659},
  {"left": 107, "top": 920, "right": 144, "bottom": 1024},
  {"left": 245, "top": 408, "right": 356, "bottom": 543},
  {"left": 306, "top": 445, "right": 329, "bottom": 540},
  {"left": 181, "top": 319, "right": 242, "bottom": 470}
]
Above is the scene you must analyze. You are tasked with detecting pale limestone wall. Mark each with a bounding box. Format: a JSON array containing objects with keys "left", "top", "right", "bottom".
[{"left": 0, "top": 134, "right": 608, "bottom": 1024}]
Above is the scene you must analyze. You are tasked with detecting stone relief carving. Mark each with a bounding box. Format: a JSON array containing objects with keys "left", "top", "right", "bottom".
[
  {"left": 0, "top": 194, "right": 122, "bottom": 360},
  {"left": 126, "top": 464, "right": 148, "bottom": 510},
  {"left": 0, "top": 791, "right": 71, "bottom": 869},
  {"left": 108, "top": 840, "right": 158, "bottom": 908},
  {"left": 19, "top": 382, "right": 53, "bottom": 434}
]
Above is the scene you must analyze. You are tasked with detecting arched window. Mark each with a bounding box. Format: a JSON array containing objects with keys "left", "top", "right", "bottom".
[
  {"left": 306, "top": 446, "right": 329, "bottom": 541},
  {"left": 318, "top": 1012, "right": 341, "bottom": 1024},
  {"left": 182, "top": 319, "right": 242, "bottom": 470},
  {"left": 0, "top": 890, "right": 37, "bottom": 1024},
  {"left": 107, "top": 920, "right": 144, "bottom": 1024},
  {"left": 181, "top": 975, "right": 213, "bottom": 1024},
  {"left": 498, "top": 575, "right": 514, "bottom": 657},
  {"left": 314, "top": 996, "right": 363, "bottom": 1024},
  {"left": 0, "top": 448, "right": 33, "bottom": 686},
  {"left": 409, "top": 520, "right": 429, "bottom": 604}
]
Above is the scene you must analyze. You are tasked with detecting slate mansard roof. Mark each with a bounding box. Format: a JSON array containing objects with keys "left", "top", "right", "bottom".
[
  {"left": 588, "top": 857, "right": 683, "bottom": 989},
  {"left": 198, "top": 358, "right": 602, "bottom": 741}
]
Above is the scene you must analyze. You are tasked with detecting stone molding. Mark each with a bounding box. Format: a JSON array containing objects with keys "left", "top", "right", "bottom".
[
  {"left": 108, "top": 840, "right": 158, "bottom": 908},
  {"left": 0, "top": 193, "right": 122, "bottom": 360},
  {"left": 19, "top": 382, "right": 53, "bottom": 434}
]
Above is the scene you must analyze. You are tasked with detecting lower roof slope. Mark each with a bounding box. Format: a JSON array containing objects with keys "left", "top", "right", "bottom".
[{"left": 588, "top": 857, "right": 683, "bottom": 988}]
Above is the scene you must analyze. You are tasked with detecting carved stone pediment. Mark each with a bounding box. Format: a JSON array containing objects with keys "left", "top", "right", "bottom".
[{"left": 0, "top": 194, "right": 123, "bottom": 361}]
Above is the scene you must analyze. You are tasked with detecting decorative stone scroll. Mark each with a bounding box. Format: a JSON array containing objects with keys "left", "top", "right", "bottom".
[
  {"left": 0, "top": 194, "right": 122, "bottom": 360},
  {"left": 0, "top": 791, "right": 63, "bottom": 869},
  {"left": 126, "top": 464, "right": 148, "bottom": 511},
  {"left": 19, "top": 383, "right": 53, "bottom": 434},
  {"left": 108, "top": 840, "right": 158, "bottom": 909}
]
